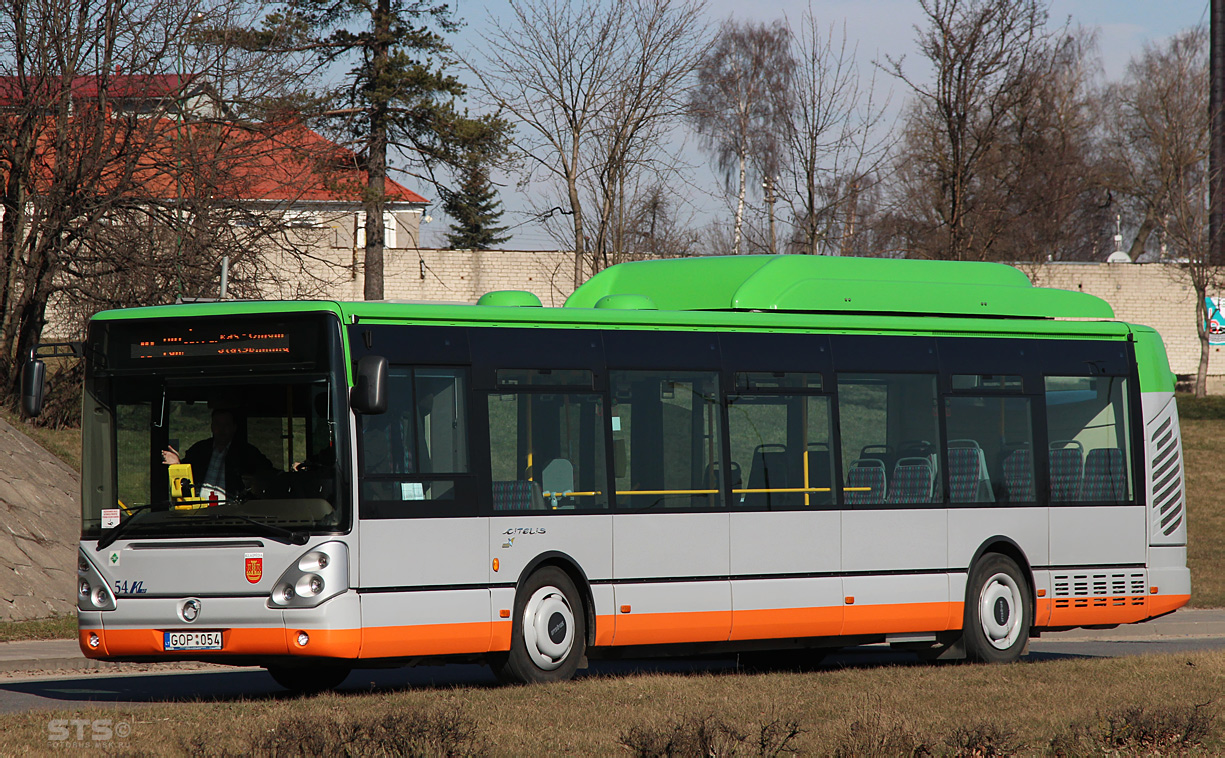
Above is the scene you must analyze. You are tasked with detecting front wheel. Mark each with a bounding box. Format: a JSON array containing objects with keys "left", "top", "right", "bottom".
[
  {"left": 491, "top": 566, "right": 586, "bottom": 684},
  {"left": 964, "top": 553, "right": 1031, "bottom": 663}
]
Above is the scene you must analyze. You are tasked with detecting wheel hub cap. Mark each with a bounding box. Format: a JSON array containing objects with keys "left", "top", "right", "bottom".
[
  {"left": 522, "top": 586, "right": 575, "bottom": 670},
  {"left": 979, "top": 571, "right": 1023, "bottom": 650}
]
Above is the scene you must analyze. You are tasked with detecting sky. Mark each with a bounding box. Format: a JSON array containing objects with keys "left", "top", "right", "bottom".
[{"left": 415, "top": 0, "right": 1211, "bottom": 249}]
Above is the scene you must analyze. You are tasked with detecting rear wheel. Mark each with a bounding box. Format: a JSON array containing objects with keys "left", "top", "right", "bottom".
[
  {"left": 266, "top": 663, "right": 351, "bottom": 693},
  {"left": 964, "top": 553, "right": 1030, "bottom": 663},
  {"left": 491, "top": 566, "right": 586, "bottom": 684}
]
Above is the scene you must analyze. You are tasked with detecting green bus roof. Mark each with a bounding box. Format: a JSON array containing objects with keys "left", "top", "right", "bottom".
[
  {"left": 88, "top": 256, "right": 1125, "bottom": 339},
  {"left": 564, "top": 255, "right": 1114, "bottom": 319}
]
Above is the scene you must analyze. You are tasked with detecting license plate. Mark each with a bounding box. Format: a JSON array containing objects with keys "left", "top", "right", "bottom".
[{"left": 163, "top": 631, "right": 223, "bottom": 651}]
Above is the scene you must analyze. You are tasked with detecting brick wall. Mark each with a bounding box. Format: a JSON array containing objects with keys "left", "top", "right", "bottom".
[{"left": 1020, "top": 262, "right": 1215, "bottom": 382}]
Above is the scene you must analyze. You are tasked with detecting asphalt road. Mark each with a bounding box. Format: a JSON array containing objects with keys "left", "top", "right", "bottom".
[{"left": 2, "top": 634, "right": 1225, "bottom": 715}]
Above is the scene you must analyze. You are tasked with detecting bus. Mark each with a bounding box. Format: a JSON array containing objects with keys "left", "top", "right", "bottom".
[{"left": 25, "top": 255, "right": 1189, "bottom": 690}]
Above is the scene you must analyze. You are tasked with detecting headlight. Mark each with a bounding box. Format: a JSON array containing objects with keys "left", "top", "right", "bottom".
[
  {"left": 77, "top": 549, "right": 115, "bottom": 611},
  {"left": 269, "top": 542, "right": 347, "bottom": 609}
]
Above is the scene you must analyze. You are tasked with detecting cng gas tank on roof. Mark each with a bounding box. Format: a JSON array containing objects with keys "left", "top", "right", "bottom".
[{"left": 563, "top": 255, "right": 1114, "bottom": 320}]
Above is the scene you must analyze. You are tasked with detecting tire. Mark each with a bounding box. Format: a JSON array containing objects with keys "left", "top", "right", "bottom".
[
  {"left": 266, "top": 663, "right": 351, "bottom": 693},
  {"left": 963, "top": 553, "right": 1031, "bottom": 663},
  {"left": 491, "top": 566, "right": 586, "bottom": 684}
]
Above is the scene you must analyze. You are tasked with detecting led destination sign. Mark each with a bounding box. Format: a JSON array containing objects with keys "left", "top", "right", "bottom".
[
  {"left": 99, "top": 315, "right": 326, "bottom": 371},
  {"left": 132, "top": 330, "right": 292, "bottom": 360}
]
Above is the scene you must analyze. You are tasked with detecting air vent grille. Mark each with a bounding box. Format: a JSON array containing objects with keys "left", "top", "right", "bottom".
[
  {"left": 1052, "top": 572, "right": 1146, "bottom": 608},
  {"left": 1149, "top": 413, "right": 1184, "bottom": 538}
]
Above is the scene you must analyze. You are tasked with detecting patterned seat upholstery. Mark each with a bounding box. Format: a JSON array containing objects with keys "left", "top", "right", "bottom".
[
  {"left": 1082, "top": 448, "right": 1127, "bottom": 502},
  {"left": 1049, "top": 443, "right": 1083, "bottom": 502},
  {"left": 887, "top": 457, "right": 933, "bottom": 504},
  {"left": 948, "top": 446, "right": 982, "bottom": 503},
  {"left": 845, "top": 459, "right": 886, "bottom": 506},
  {"left": 1001, "top": 449, "right": 1035, "bottom": 502},
  {"left": 492, "top": 480, "right": 543, "bottom": 511}
]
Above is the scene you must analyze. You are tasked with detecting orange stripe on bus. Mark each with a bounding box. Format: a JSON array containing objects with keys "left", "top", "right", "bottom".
[
  {"left": 594, "top": 615, "right": 616, "bottom": 646},
  {"left": 81, "top": 594, "right": 1192, "bottom": 661},
  {"left": 612, "top": 610, "right": 732, "bottom": 646},
  {"left": 85, "top": 627, "right": 362, "bottom": 659},
  {"left": 1147, "top": 593, "right": 1190, "bottom": 617},
  {"left": 841, "top": 601, "right": 962, "bottom": 635},
  {"left": 359, "top": 622, "right": 492, "bottom": 658},
  {"left": 728, "top": 606, "right": 842, "bottom": 641}
]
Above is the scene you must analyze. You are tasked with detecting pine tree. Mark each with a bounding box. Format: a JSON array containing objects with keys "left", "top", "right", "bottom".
[
  {"left": 239, "top": 1, "right": 506, "bottom": 298},
  {"left": 444, "top": 160, "right": 510, "bottom": 250}
]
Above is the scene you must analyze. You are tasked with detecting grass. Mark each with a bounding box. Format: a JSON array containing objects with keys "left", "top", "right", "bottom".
[
  {"left": 0, "top": 408, "right": 81, "bottom": 472},
  {"left": 0, "top": 650, "right": 1223, "bottom": 755},
  {"left": 1180, "top": 416, "right": 1225, "bottom": 607},
  {"left": 0, "top": 614, "right": 77, "bottom": 642}
]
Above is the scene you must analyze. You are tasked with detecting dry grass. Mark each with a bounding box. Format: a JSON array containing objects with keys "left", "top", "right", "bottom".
[
  {"left": 1179, "top": 417, "right": 1225, "bottom": 608},
  {"left": 0, "top": 407, "right": 81, "bottom": 471},
  {"left": 0, "top": 614, "right": 76, "bottom": 642},
  {"left": 1, "top": 651, "right": 1223, "bottom": 756}
]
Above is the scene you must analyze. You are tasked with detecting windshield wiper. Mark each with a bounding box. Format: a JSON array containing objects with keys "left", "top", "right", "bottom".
[
  {"left": 97, "top": 501, "right": 308, "bottom": 549},
  {"left": 190, "top": 512, "right": 309, "bottom": 545},
  {"left": 97, "top": 504, "right": 161, "bottom": 551}
]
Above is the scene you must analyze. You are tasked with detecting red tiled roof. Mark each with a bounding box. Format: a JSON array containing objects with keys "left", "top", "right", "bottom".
[
  {"left": 0, "top": 74, "right": 199, "bottom": 105},
  {"left": 7, "top": 113, "right": 426, "bottom": 204},
  {"left": 130, "top": 120, "right": 427, "bottom": 204}
]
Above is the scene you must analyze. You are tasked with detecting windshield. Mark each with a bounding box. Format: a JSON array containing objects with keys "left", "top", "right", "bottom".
[{"left": 81, "top": 314, "right": 350, "bottom": 541}]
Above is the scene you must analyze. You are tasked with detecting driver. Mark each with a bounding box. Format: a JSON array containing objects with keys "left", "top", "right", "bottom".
[{"left": 162, "top": 408, "right": 274, "bottom": 502}]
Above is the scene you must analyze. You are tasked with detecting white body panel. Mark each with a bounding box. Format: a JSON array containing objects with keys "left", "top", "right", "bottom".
[
  {"left": 730, "top": 511, "right": 841, "bottom": 575},
  {"left": 358, "top": 518, "right": 486, "bottom": 588},
  {"left": 487, "top": 515, "right": 613, "bottom": 585},
  {"left": 359, "top": 589, "right": 489, "bottom": 628},
  {"left": 843, "top": 509, "right": 947, "bottom": 572},
  {"left": 613, "top": 512, "right": 730, "bottom": 579},
  {"left": 946, "top": 507, "right": 1049, "bottom": 569},
  {"left": 1049, "top": 506, "right": 1146, "bottom": 565},
  {"left": 612, "top": 512, "right": 731, "bottom": 644}
]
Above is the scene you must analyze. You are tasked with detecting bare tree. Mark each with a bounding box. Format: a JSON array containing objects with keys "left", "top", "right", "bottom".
[
  {"left": 469, "top": 0, "right": 706, "bottom": 286},
  {"left": 0, "top": 0, "right": 324, "bottom": 405},
  {"left": 1107, "top": 28, "right": 1212, "bottom": 394},
  {"left": 689, "top": 19, "right": 792, "bottom": 255},
  {"left": 623, "top": 183, "right": 701, "bottom": 258},
  {"left": 779, "top": 9, "right": 891, "bottom": 256},
  {"left": 885, "top": 0, "right": 1054, "bottom": 261}
]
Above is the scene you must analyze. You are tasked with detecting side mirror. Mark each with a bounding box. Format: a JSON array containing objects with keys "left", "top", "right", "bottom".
[
  {"left": 21, "top": 357, "right": 46, "bottom": 418},
  {"left": 351, "top": 355, "right": 388, "bottom": 414}
]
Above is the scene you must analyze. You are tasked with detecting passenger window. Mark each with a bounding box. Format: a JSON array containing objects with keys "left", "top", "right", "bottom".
[
  {"left": 360, "top": 367, "right": 468, "bottom": 504},
  {"left": 837, "top": 374, "right": 942, "bottom": 505},
  {"left": 728, "top": 392, "right": 834, "bottom": 508},
  {"left": 487, "top": 391, "right": 608, "bottom": 511},
  {"left": 1045, "top": 376, "right": 1133, "bottom": 504},
  {"left": 611, "top": 371, "right": 722, "bottom": 509},
  {"left": 945, "top": 396, "right": 1035, "bottom": 504}
]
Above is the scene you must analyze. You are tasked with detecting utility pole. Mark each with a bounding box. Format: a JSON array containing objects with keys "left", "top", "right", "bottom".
[
  {"left": 763, "top": 176, "right": 777, "bottom": 255},
  {"left": 1212, "top": 0, "right": 1224, "bottom": 266}
]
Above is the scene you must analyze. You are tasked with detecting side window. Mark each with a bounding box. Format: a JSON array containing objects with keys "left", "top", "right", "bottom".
[
  {"left": 115, "top": 402, "right": 151, "bottom": 508},
  {"left": 837, "top": 373, "right": 941, "bottom": 505},
  {"left": 1045, "top": 376, "right": 1133, "bottom": 504},
  {"left": 945, "top": 379, "right": 1036, "bottom": 504},
  {"left": 611, "top": 370, "right": 723, "bottom": 509},
  {"left": 727, "top": 373, "right": 833, "bottom": 508},
  {"left": 359, "top": 367, "right": 468, "bottom": 504},
  {"left": 487, "top": 381, "right": 609, "bottom": 512}
]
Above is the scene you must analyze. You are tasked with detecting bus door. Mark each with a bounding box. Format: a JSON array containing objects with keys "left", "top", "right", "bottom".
[{"left": 609, "top": 370, "right": 732, "bottom": 646}]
